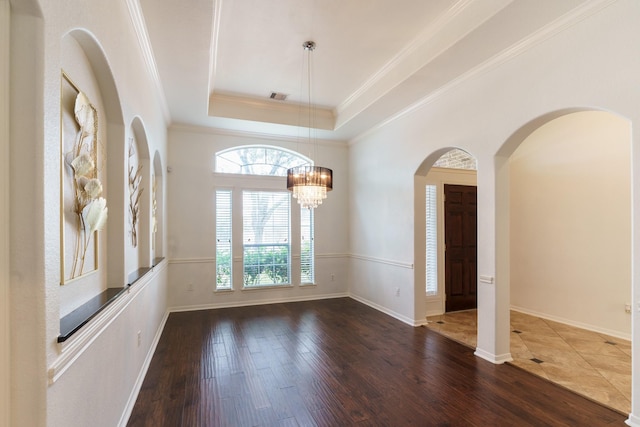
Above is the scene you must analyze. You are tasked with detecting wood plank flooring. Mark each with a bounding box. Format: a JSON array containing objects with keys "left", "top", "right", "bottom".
[{"left": 127, "top": 298, "right": 626, "bottom": 426}]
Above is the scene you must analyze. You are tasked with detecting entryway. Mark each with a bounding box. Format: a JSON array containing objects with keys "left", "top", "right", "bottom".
[
  {"left": 425, "top": 309, "right": 631, "bottom": 414},
  {"left": 443, "top": 184, "right": 477, "bottom": 312},
  {"left": 415, "top": 148, "right": 477, "bottom": 318}
]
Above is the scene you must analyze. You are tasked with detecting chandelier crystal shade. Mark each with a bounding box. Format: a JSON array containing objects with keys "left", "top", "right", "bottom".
[
  {"left": 286, "top": 41, "right": 333, "bottom": 209},
  {"left": 287, "top": 165, "right": 333, "bottom": 209}
]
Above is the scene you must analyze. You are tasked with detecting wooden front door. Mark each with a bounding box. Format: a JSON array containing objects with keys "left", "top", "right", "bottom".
[{"left": 444, "top": 184, "right": 477, "bottom": 312}]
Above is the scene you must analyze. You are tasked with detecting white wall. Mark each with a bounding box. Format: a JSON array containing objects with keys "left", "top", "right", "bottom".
[
  {"left": 167, "top": 126, "right": 349, "bottom": 310},
  {"left": 510, "top": 111, "right": 631, "bottom": 338},
  {"left": 347, "top": 0, "right": 640, "bottom": 407},
  {"left": 9, "top": 0, "right": 170, "bottom": 425}
]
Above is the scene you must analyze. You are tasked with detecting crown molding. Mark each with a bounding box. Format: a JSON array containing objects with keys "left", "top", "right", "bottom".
[
  {"left": 125, "top": 0, "right": 171, "bottom": 124},
  {"left": 207, "top": 0, "right": 223, "bottom": 96},
  {"left": 350, "top": 0, "right": 618, "bottom": 146},
  {"left": 209, "top": 93, "right": 335, "bottom": 131},
  {"left": 337, "top": 0, "right": 474, "bottom": 115},
  {"left": 169, "top": 122, "right": 348, "bottom": 148},
  {"left": 335, "top": 0, "right": 511, "bottom": 130}
]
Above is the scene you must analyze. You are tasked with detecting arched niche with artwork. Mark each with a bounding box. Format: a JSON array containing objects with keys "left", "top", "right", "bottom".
[
  {"left": 151, "top": 150, "right": 165, "bottom": 262},
  {"left": 58, "top": 29, "right": 125, "bottom": 325},
  {"left": 127, "top": 117, "right": 152, "bottom": 278}
]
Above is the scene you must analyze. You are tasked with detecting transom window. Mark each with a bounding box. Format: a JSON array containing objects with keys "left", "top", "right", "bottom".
[
  {"left": 216, "top": 145, "right": 310, "bottom": 176},
  {"left": 215, "top": 145, "right": 315, "bottom": 290}
]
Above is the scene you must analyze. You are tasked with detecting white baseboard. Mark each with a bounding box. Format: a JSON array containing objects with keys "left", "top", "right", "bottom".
[
  {"left": 348, "top": 294, "right": 417, "bottom": 326},
  {"left": 118, "top": 309, "right": 170, "bottom": 427},
  {"left": 626, "top": 413, "right": 640, "bottom": 426},
  {"left": 474, "top": 348, "right": 513, "bottom": 365},
  {"left": 169, "top": 292, "right": 349, "bottom": 313},
  {"left": 510, "top": 305, "right": 631, "bottom": 341}
]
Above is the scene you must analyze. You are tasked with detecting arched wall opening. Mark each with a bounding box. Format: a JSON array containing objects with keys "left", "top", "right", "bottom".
[
  {"left": 59, "top": 29, "right": 125, "bottom": 317},
  {"left": 494, "top": 108, "right": 632, "bottom": 410},
  {"left": 129, "top": 116, "right": 151, "bottom": 275},
  {"left": 509, "top": 110, "right": 631, "bottom": 337},
  {"left": 414, "top": 148, "right": 477, "bottom": 322},
  {"left": 152, "top": 150, "right": 164, "bottom": 261}
]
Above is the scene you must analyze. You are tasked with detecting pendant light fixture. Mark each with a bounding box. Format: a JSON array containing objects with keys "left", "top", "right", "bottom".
[{"left": 287, "top": 41, "right": 333, "bottom": 209}]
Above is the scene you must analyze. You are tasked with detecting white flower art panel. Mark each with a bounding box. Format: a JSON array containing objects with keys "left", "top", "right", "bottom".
[{"left": 60, "top": 72, "right": 108, "bottom": 284}]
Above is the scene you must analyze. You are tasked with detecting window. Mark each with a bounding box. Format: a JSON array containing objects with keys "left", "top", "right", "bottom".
[
  {"left": 426, "top": 185, "right": 437, "bottom": 295},
  {"left": 214, "top": 145, "right": 316, "bottom": 290},
  {"left": 216, "top": 190, "right": 232, "bottom": 290},
  {"left": 216, "top": 145, "right": 309, "bottom": 176},
  {"left": 300, "top": 206, "right": 314, "bottom": 284},
  {"left": 243, "top": 191, "right": 290, "bottom": 287}
]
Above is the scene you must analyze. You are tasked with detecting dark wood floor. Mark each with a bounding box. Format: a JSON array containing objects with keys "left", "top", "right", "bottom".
[{"left": 127, "top": 298, "right": 626, "bottom": 426}]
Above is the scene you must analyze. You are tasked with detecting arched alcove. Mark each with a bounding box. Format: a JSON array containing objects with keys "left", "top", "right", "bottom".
[
  {"left": 414, "top": 147, "right": 477, "bottom": 322},
  {"left": 510, "top": 111, "right": 631, "bottom": 333},
  {"left": 59, "top": 29, "right": 125, "bottom": 318},
  {"left": 495, "top": 108, "right": 632, "bottom": 412},
  {"left": 152, "top": 150, "right": 165, "bottom": 261},
  {"left": 129, "top": 117, "right": 152, "bottom": 274}
]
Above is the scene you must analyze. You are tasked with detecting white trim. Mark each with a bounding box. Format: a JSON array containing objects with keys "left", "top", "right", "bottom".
[
  {"left": 168, "top": 257, "right": 215, "bottom": 264},
  {"left": 350, "top": 0, "right": 618, "bottom": 145},
  {"left": 0, "top": 1, "right": 10, "bottom": 424},
  {"left": 169, "top": 122, "right": 348, "bottom": 148},
  {"left": 125, "top": 0, "right": 170, "bottom": 124},
  {"left": 170, "top": 292, "right": 348, "bottom": 313},
  {"left": 626, "top": 413, "right": 640, "bottom": 426},
  {"left": 207, "top": 0, "right": 223, "bottom": 96},
  {"left": 168, "top": 253, "right": 349, "bottom": 265},
  {"left": 317, "top": 253, "right": 349, "bottom": 260},
  {"left": 349, "top": 294, "right": 416, "bottom": 326},
  {"left": 511, "top": 305, "right": 631, "bottom": 341},
  {"left": 350, "top": 253, "right": 414, "bottom": 269},
  {"left": 474, "top": 348, "right": 513, "bottom": 365},
  {"left": 336, "top": 0, "right": 522, "bottom": 132},
  {"left": 118, "top": 309, "right": 170, "bottom": 427},
  {"left": 209, "top": 93, "right": 335, "bottom": 131},
  {"left": 47, "top": 263, "right": 167, "bottom": 384}
]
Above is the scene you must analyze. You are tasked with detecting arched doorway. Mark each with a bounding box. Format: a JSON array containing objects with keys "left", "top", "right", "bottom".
[
  {"left": 414, "top": 148, "right": 478, "bottom": 323},
  {"left": 497, "top": 109, "right": 632, "bottom": 413}
]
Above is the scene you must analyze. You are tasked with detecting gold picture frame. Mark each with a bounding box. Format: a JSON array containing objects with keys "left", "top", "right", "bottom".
[{"left": 60, "top": 70, "right": 104, "bottom": 284}]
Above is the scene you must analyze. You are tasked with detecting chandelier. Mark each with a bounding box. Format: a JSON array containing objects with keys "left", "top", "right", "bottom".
[{"left": 287, "top": 41, "right": 333, "bottom": 209}]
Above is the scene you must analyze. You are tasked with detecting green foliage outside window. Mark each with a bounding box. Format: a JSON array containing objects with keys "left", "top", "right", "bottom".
[{"left": 243, "top": 245, "right": 289, "bottom": 286}]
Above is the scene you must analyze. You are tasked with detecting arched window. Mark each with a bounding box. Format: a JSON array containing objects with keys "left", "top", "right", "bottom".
[
  {"left": 215, "top": 145, "right": 310, "bottom": 176},
  {"left": 214, "top": 146, "right": 314, "bottom": 290}
]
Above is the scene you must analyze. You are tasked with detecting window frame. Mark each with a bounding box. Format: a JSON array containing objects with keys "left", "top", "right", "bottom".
[
  {"left": 242, "top": 190, "right": 291, "bottom": 288},
  {"left": 215, "top": 189, "right": 233, "bottom": 291},
  {"left": 213, "top": 145, "right": 316, "bottom": 292}
]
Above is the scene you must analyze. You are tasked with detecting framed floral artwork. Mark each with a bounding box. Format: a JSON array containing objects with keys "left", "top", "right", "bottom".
[{"left": 60, "top": 71, "right": 108, "bottom": 284}]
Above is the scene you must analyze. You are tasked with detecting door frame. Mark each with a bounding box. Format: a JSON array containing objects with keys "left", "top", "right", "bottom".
[
  {"left": 420, "top": 167, "right": 477, "bottom": 316},
  {"left": 443, "top": 183, "right": 477, "bottom": 312}
]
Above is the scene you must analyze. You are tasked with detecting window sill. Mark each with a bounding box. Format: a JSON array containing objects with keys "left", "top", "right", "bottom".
[{"left": 241, "top": 284, "right": 294, "bottom": 291}]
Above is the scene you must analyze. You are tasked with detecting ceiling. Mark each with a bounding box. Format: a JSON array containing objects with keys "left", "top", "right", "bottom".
[{"left": 138, "top": 0, "right": 588, "bottom": 141}]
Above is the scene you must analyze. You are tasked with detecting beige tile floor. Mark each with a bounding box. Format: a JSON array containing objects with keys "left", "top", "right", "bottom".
[{"left": 425, "top": 310, "right": 631, "bottom": 414}]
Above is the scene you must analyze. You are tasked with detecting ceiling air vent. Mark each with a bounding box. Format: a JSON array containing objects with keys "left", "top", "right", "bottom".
[{"left": 269, "top": 92, "right": 288, "bottom": 101}]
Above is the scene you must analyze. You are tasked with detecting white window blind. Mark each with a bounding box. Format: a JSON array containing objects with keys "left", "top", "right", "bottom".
[
  {"left": 216, "top": 190, "right": 232, "bottom": 290},
  {"left": 242, "top": 191, "right": 290, "bottom": 287},
  {"left": 426, "top": 185, "right": 437, "bottom": 296},
  {"left": 300, "top": 206, "right": 314, "bottom": 284}
]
